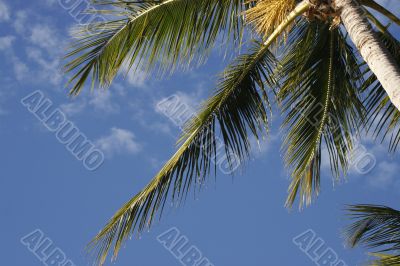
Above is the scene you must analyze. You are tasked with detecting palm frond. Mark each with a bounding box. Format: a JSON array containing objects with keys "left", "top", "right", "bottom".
[
  {"left": 87, "top": 41, "right": 277, "bottom": 265},
  {"left": 277, "top": 21, "right": 364, "bottom": 208},
  {"left": 361, "top": 28, "right": 400, "bottom": 152},
  {"left": 245, "top": 0, "right": 296, "bottom": 41},
  {"left": 65, "top": 0, "right": 248, "bottom": 95},
  {"left": 369, "top": 253, "right": 400, "bottom": 266},
  {"left": 345, "top": 204, "right": 400, "bottom": 265},
  {"left": 360, "top": 0, "right": 400, "bottom": 26}
]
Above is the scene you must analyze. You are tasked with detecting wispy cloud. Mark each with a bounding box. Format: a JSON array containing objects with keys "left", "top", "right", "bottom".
[
  {"left": 0, "top": 91, "right": 7, "bottom": 115},
  {"left": 169, "top": 90, "right": 204, "bottom": 111},
  {"left": 44, "top": 0, "right": 57, "bottom": 6},
  {"left": 0, "top": 36, "right": 15, "bottom": 50},
  {"left": 29, "top": 24, "right": 61, "bottom": 53},
  {"left": 60, "top": 100, "right": 87, "bottom": 116},
  {"left": 0, "top": 10, "right": 64, "bottom": 86},
  {"left": 0, "top": 1, "right": 10, "bottom": 22},
  {"left": 324, "top": 130, "right": 400, "bottom": 192},
  {"left": 4, "top": 9, "right": 66, "bottom": 85},
  {"left": 125, "top": 68, "right": 147, "bottom": 88},
  {"left": 121, "top": 61, "right": 148, "bottom": 88},
  {"left": 12, "top": 11, "right": 28, "bottom": 35},
  {"left": 367, "top": 161, "right": 400, "bottom": 189},
  {"left": 12, "top": 57, "right": 29, "bottom": 81},
  {"left": 153, "top": 90, "right": 204, "bottom": 135},
  {"left": 26, "top": 47, "right": 62, "bottom": 85},
  {"left": 89, "top": 90, "right": 120, "bottom": 114},
  {"left": 249, "top": 133, "right": 279, "bottom": 158},
  {"left": 60, "top": 83, "right": 131, "bottom": 117},
  {"left": 95, "top": 128, "right": 142, "bottom": 157}
]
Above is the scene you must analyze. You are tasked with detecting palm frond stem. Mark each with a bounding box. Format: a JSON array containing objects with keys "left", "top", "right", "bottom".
[
  {"left": 263, "top": 1, "right": 310, "bottom": 47},
  {"left": 360, "top": 0, "right": 400, "bottom": 26},
  {"left": 305, "top": 30, "right": 334, "bottom": 168}
]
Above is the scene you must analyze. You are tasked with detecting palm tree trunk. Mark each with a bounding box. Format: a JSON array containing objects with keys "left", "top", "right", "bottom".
[{"left": 335, "top": 0, "right": 400, "bottom": 111}]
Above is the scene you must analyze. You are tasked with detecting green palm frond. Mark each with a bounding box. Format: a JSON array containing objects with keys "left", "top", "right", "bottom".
[
  {"left": 369, "top": 253, "right": 400, "bottom": 266},
  {"left": 87, "top": 41, "right": 277, "bottom": 265},
  {"left": 345, "top": 205, "right": 400, "bottom": 265},
  {"left": 65, "top": 0, "right": 248, "bottom": 95},
  {"left": 360, "top": 0, "right": 400, "bottom": 26},
  {"left": 277, "top": 21, "right": 364, "bottom": 208},
  {"left": 362, "top": 29, "right": 400, "bottom": 152}
]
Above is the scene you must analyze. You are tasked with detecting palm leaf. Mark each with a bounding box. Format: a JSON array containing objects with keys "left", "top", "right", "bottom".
[
  {"left": 277, "top": 21, "right": 364, "bottom": 208},
  {"left": 87, "top": 41, "right": 277, "bottom": 265},
  {"left": 360, "top": 0, "right": 400, "bottom": 26},
  {"left": 345, "top": 204, "right": 400, "bottom": 265},
  {"left": 65, "top": 0, "right": 248, "bottom": 95},
  {"left": 369, "top": 253, "right": 400, "bottom": 266}
]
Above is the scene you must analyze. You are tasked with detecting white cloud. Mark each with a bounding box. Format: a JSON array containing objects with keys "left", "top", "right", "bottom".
[
  {"left": 5, "top": 10, "right": 67, "bottom": 84},
  {"left": 60, "top": 100, "right": 86, "bottom": 116},
  {"left": 142, "top": 121, "right": 172, "bottom": 135},
  {"left": 12, "top": 57, "right": 29, "bottom": 81},
  {"left": 128, "top": 99, "right": 174, "bottom": 135},
  {"left": 44, "top": 0, "right": 57, "bottom": 6},
  {"left": 148, "top": 157, "right": 164, "bottom": 170},
  {"left": 0, "top": 1, "right": 10, "bottom": 22},
  {"left": 61, "top": 82, "right": 132, "bottom": 116},
  {"left": 89, "top": 90, "right": 120, "bottom": 114},
  {"left": 120, "top": 61, "right": 148, "bottom": 88},
  {"left": 249, "top": 134, "right": 279, "bottom": 158},
  {"left": 154, "top": 90, "right": 203, "bottom": 122},
  {"left": 96, "top": 128, "right": 141, "bottom": 157},
  {"left": 0, "top": 35, "right": 29, "bottom": 81},
  {"left": 0, "top": 36, "right": 15, "bottom": 50},
  {"left": 25, "top": 47, "right": 62, "bottom": 85},
  {"left": 13, "top": 11, "right": 27, "bottom": 34},
  {"left": 125, "top": 68, "right": 147, "bottom": 88},
  {"left": 29, "top": 25, "right": 60, "bottom": 51},
  {"left": 112, "top": 83, "right": 128, "bottom": 97},
  {"left": 339, "top": 131, "right": 400, "bottom": 192},
  {"left": 367, "top": 161, "right": 400, "bottom": 189},
  {"left": 12, "top": 10, "right": 65, "bottom": 55},
  {"left": 173, "top": 90, "right": 203, "bottom": 110},
  {"left": 0, "top": 91, "right": 6, "bottom": 115},
  {"left": 151, "top": 89, "right": 207, "bottom": 137}
]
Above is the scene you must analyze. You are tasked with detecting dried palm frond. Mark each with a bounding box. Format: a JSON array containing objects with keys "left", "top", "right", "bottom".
[{"left": 245, "top": 0, "right": 296, "bottom": 41}]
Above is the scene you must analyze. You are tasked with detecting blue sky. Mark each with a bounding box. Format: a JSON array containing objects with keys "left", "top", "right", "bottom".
[{"left": 0, "top": 0, "right": 399, "bottom": 265}]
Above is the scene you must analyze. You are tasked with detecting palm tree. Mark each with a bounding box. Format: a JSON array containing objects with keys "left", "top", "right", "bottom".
[
  {"left": 63, "top": 0, "right": 400, "bottom": 264},
  {"left": 345, "top": 205, "right": 400, "bottom": 265}
]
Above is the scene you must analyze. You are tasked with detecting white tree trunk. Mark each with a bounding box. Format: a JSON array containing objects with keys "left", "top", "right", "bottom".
[{"left": 335, "top": 0, "right": 400, "bottom": 111}]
